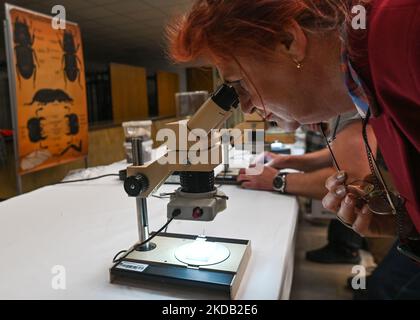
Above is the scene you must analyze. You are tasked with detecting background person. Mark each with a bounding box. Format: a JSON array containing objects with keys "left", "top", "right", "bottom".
[{"left": 238, "top": 113, "right": 374, "bottom": 264}]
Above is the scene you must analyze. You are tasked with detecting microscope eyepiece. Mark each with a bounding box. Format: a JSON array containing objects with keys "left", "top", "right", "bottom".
[{"left": 211, "top": 84, "right": 239, "bottom": 111}]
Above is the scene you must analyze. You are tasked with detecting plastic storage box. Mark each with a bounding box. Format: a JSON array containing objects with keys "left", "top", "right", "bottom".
[
  {"left": 122, "top": 120, "right": 153, "bottom": 164},
  {"left": 123, "top": 139, "right": 153, "bottom": 164},
  {"left": 122, "top": 120, "right": 152, "bottom": 139},
  {"left": 175, "top": 91, "right": 208, "bottom": 117}
]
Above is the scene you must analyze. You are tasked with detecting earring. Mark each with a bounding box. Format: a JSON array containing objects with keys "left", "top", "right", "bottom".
[{"left": 293, "top": 59, "right": 303, "bottom": 69}]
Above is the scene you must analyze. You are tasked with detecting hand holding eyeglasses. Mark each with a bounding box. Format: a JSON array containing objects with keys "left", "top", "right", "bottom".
[
  {"left": 319, "top": 116, "right": 420, "bottom": 261},
  {"left": 322, "top": 171, "right": 397, "bottom": 237}
]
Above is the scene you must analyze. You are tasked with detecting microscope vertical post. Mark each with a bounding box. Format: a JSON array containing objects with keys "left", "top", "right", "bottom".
[
  {"left": 222, "top": 122, "right": 230, "bottom": 172},
  {"left": 132, "top": 138, "right": 153, "bottom": 251}
]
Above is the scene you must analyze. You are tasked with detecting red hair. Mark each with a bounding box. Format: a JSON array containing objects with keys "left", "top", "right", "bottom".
[{"left": 166, "top": 0, "right": 366, "bottom": 64}]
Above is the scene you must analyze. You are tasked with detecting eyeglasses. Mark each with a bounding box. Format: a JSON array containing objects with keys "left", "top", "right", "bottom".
[
  {"left": 225, "top": 79, "right": 246, "bottom": 94},
  {"left": 319, "top": 117, "right": 397, "bottom": 216},
  {"left": 225, "top": 80, "right": 268, "bottom": 120},
  {"left": 225, "top": 80, "right": 269, "bottom": 120}
]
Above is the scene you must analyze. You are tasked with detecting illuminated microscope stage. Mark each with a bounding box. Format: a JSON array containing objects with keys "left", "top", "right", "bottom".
[{"left": 110, "top": 233, "right": 251, "bottom": 299}]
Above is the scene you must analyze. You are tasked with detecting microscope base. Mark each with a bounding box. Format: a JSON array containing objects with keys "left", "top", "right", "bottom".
[{"left": 110, "top": 232, "right": 251, "bottom": 299}]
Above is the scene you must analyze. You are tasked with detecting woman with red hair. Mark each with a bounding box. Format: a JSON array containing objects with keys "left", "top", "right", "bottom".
[{"left": 167, "top": 0, "right": 420, "bottom": 298}]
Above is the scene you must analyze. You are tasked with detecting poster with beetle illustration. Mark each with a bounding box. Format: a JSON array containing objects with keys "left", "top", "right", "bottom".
[{"left": 5, "top": 4, "right": 88, "bottom": 175}]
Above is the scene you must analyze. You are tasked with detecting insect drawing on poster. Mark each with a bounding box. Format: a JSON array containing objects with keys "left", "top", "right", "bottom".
[
  {"left": 13, "top": 16, "right": 39, "bottom": 87},
  {"left": 58, "top": 30, "right": 82, "bottom": 87}
]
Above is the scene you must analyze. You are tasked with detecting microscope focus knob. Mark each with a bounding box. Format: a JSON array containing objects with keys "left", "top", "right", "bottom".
[{"left": 124, "top": 174, "right": 149, "bottom": 197}]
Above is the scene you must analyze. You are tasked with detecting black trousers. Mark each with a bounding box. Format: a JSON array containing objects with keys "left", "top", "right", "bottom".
[
  {"left": 328, "top": 219, "right": 364, "bottom": 251},
  {"left": 354, "top": 242, "right": 420, "bottom": 299}
]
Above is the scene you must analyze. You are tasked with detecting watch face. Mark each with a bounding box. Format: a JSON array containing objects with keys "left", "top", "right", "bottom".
[{"left": 273, "top": 176, "right": 284, "bottom": 190}]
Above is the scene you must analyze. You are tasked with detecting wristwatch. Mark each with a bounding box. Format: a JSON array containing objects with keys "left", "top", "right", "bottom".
[{"left": 273, "top": 172, "right": 289, "bottom": 194}]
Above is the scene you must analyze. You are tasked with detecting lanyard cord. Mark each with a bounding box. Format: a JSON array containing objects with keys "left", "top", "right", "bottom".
[
  {"left": 361, "top": 110, "right": 397, "bottom": 211},
  {"left": 320, "top": 116, "right": 342, "bottom": 172},
  {"left": 361, "top": 110, "right": 417, "bottom": 243}
]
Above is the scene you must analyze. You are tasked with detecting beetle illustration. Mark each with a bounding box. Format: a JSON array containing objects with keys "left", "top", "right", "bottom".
[
  {"left": 66, "top": 114, "right": 79, "bottom": 136},
  {"left": 58, "top": 30, "right": 82, "bottom": 86},
  {"left": 13, "top": 16, "right": 39, "bottom": 87},
  {"left": 27, "top": 108, "right": 46, "bottom": 143},
  {"left": 64, "top": 106, "right": 79, "bottom": 136},
  {"left": 25, "top": 89, "right": 73, "bottom": 106}
]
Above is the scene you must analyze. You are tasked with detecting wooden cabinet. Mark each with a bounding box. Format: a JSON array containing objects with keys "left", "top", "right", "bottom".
[
  {"left": 110, "top": 63, "right": 149, "bottom": 122},
  {"left": 156, "top": 71, "right": 179, "bottom": 117},
  {"left": 186, "top": 67, "right": 214, "bottom": 93}
]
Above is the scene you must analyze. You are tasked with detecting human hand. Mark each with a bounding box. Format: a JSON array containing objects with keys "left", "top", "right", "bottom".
[
  {"left": 322, "top": 171, "right": 396, "bottom": 237},
  {"left": 237, "top": 165, "right": 278, "bottom": 191}
]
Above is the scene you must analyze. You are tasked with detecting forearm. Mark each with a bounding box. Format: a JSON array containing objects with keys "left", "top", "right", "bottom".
[
  {"left": 285, "top": 167, "right": 336, "bottom": 200},
  {"left": 333, "top": 122, "right": 377, "bottom": 180},
  {"left": 283, "top": 148, "right": 332, "bottom": 172}
]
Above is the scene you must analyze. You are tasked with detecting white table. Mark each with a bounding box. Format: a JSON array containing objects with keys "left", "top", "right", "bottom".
[{"left": 0, "top": 149, "right": 300, "bottom": 300}]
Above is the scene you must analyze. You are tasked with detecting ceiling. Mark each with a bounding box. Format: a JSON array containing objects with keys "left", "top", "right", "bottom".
[{"left": 0, "top": 0, "right": 194, "bottom": 68}]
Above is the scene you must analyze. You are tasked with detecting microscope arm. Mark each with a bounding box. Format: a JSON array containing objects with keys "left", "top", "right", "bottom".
[{"left": 124, "top": 84, "right": 239, "bottom": 198}]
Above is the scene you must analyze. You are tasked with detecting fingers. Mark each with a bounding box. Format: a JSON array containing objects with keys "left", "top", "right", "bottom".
[
  {"left": 237, "top": 173, "right": 249, "bottom": 183},
  {"left": 351, "top": 205, "right": 373, "bottom": 237},
  {"left": 241, "top": 181, "right": 252, "bottom": 189},
  {"left": 252, "top": 151, "right": 270, "bottom": 166},
  {"left": 325, "top": 171, "right": 347, "bottom": 191},
  {"left": 323, "top": 171, "right": 348, "bottom": 212},
  {"left": 336, "top": 193, "right": 357, "bottom": 225},
  {"left": 238, "top": 171, "right": 260, "bottom": 189},
  {"left": 238, "top": 173, "right": 256, "bottom": 190},
  {"left": 237, "top": 174, "right": 253, "bottom": 189},
  {"left": 322, "top": 184, "right": 347, "bottom": 212},
  {"left": 336, "top": 198, "right": 373, "bottom": 237}
]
